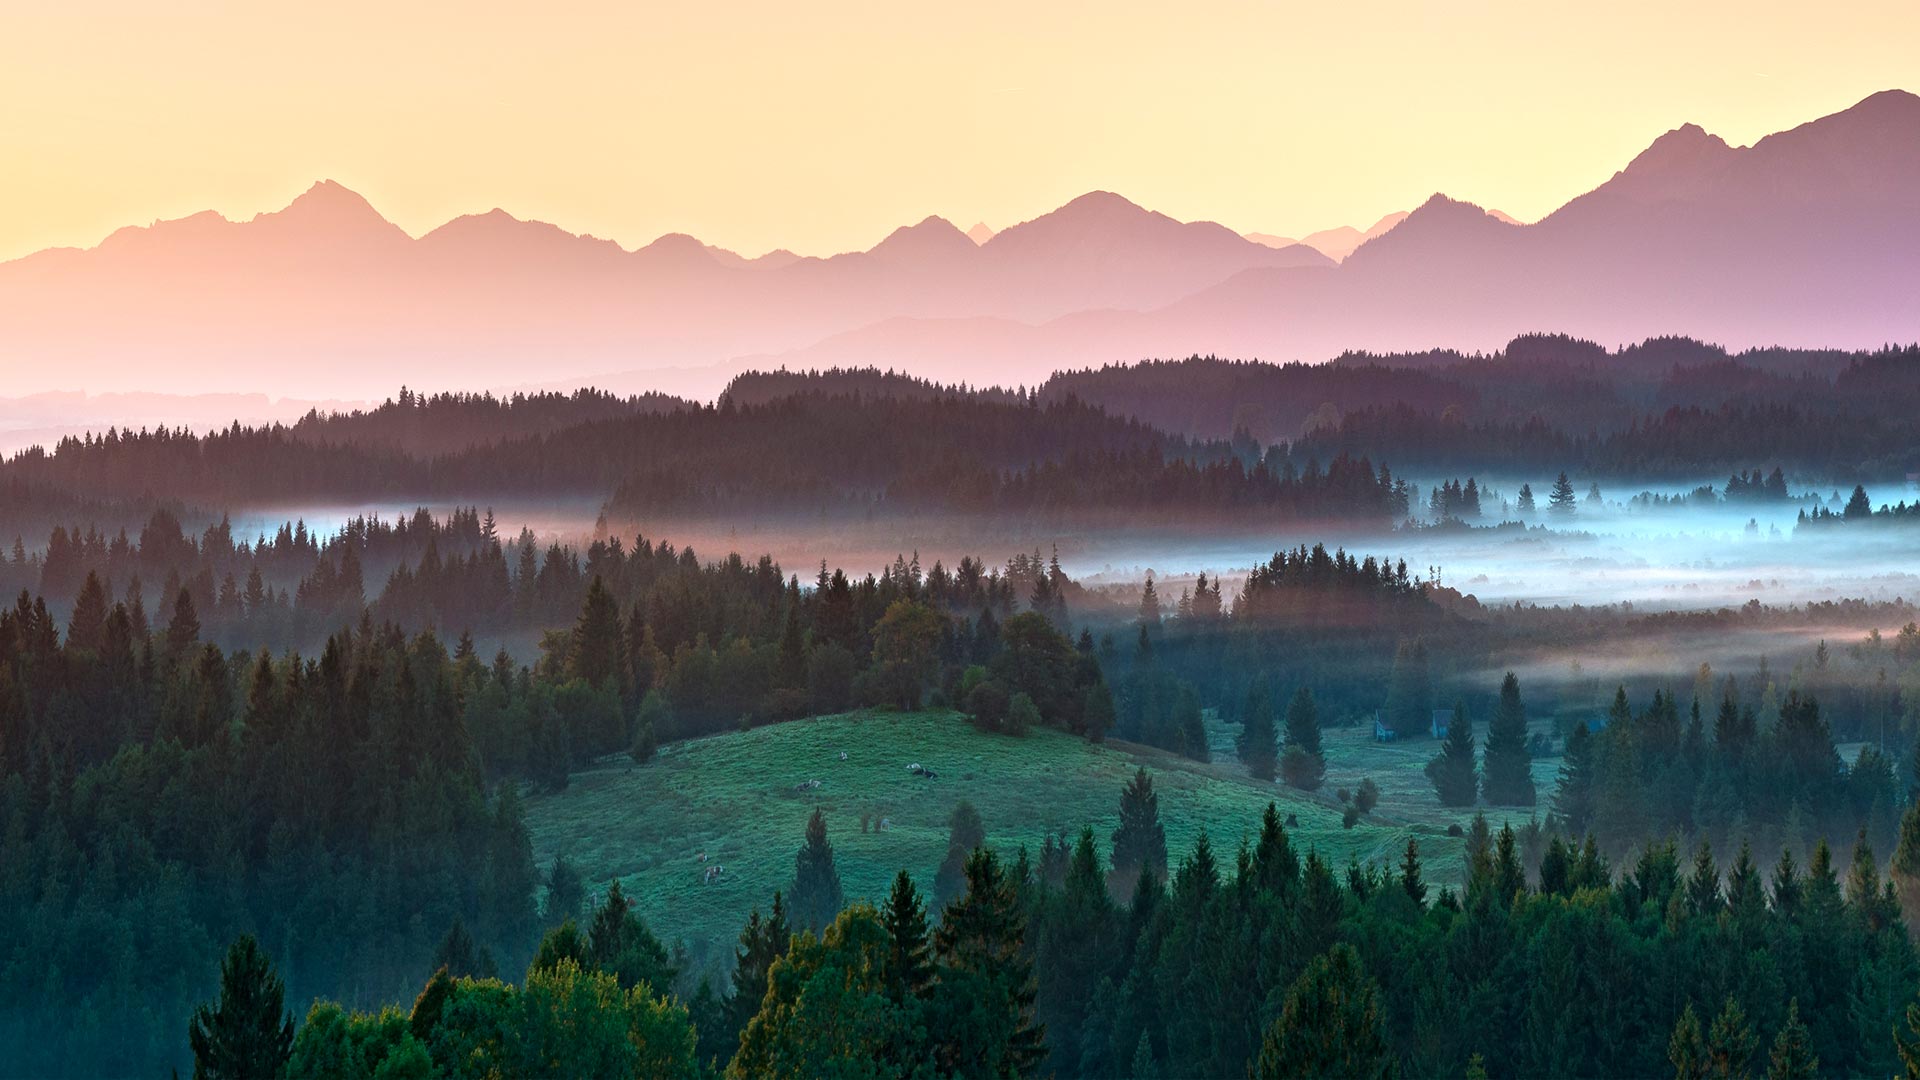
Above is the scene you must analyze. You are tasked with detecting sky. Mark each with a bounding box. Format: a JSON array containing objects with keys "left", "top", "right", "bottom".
[{"left": 2, "top": 0, "right": 1915, "bottom": 262}]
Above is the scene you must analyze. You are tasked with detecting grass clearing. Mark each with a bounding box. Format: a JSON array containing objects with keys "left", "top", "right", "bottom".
[{"left": 523, "top": 709, "right": 1559, "bottom": 975}]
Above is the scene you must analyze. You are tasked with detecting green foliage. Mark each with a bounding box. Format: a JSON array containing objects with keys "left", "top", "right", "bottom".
[
  {"left": 1253, "top": 944, "right": 1393, "bottom": 1079},
  {"left": 1110, "top": 767, "right": 1169, "bottom": 898},
  {"left": 1427, "top": 701, "right": 1478, "bottom": 807},
  {"left": 1237, "top": 677, "right": 1279, "bottom": 781},
  {"left": 1384, "top": 639, "right": 1432, "bottom": 738},
  {"left": 1482, "top": 672, "right": 1535, "bottom": 806},
  {"left": 790, "top": 808, "right": 847, "bottom": 933},
  {"left": 189, "top": 935, "right": 294, "bottom": 1080},
  {"left": 929, "top": 848, "right": 1045, "bottom": 1076},
  {"left": 1765, "top": 999, "right": 1817, "bottom": 1080},
  {"left": 1281, "top": 686, "right": 1325, "bottom": 791}
]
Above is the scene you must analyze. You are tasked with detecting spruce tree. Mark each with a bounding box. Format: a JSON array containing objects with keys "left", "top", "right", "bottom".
[
  {"left": 1706, "top": 996, "right": 1757, "bottom": 1078},
  {"left": 727, "top": 893, "right": 791, "bottom": 1048},
  {"left": 1109, "top": 768, "right": 1168, "bottom": 898},
  {"left": 1400, "top": 838, "right": 1427, "bottom": 905},
  {"left": 1686, "top": 841, "right": 1722, "bottom": 917},
  {"left": 188, "top": 934, "right": 294, "bottom": 1080},
  {"left": 166, "top": 587, "right": 201, "bottom": 654},
  {"left": 1383, "top": 639, "right": 1432, "bottom": 738},
  {"left": 1237, "top": 677, "right": 1279, "bottom": 781},
  {"left": 1482, "top": 672, "right": 1536, "bottom": 805},
  {"left": 931, "top": 849, "right": 1045, "bottom": 1077},
  {"left": 790, "top": 808, "right": 846, "bottom": 932},
  {"left": 880, "top": 871, "right": 932, "bottom": 1002},
  {"left": 935, "top": 801, "right": 987, "bottom": 909},
  {"left": 1549, "top": 472, "right": 1578, "bottom": 516},
  {"left": 1426, "top": 701, "right": 1477, "bottom": 806},
  {"left": 1554, "top": 723, "right": 1596, "bottom": 836},
  {"left": 1253, "top": 944, "right": 1392, "bottom": 1079},
  {"left": 565, "top": 576, "right": 628, "bottom": 691},
  {"left": 1281, "top": 687, "right": 1326, "bottom": 791},
  {"left": 1892, "top": 798, "right": 1920, "bottom": 927},
  {"left": 1765, "top": 999, "right": 1817, "bottom": 1080},
  {"left": 1669, "top": 1003, "right": 1708, "bottom": 1080},
  {"left": 66, "top": 571, "right": 109, "bottom": 653}
]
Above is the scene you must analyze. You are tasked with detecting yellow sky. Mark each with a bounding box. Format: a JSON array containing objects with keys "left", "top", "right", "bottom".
[{"left": 2, "top": 1, "right": 1914, "bottom": 261}]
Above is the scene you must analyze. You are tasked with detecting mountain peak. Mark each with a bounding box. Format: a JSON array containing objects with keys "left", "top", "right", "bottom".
[
  {"left": 869, "top": 215, "right": 974, "bottom": 263},
  {"left": 1620, "top": 123, "right": 1734, "bottom": 179},
  {"left": 265, "top": 180, "right": 387, "bottom": 223},
  {"left": 1055, "top": 190, "right": 1150, "bottom": 218}
]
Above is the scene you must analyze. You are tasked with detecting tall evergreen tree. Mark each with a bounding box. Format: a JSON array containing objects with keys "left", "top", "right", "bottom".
[
  {"left": 1109, "top": 768, "right": 1168, "bottom": 898},
  {"left": 1384, "top": 638, "right": 1432, "bottom": 738},
  {"left": 66, "top": 571, "right": 109, "bottom": 653},
  {"left": 1400, "top": 839, "right": 1428, "bottom": 905},
  {"left": 1281, "top": 686, "right": 1326, "bottom": 791},
  {"left": 931, "top": 849, "right": 1045, "bottom": 1077},
  {"left": 935, "top": 801, "right": 987, "bottom": 910},
  {"left": 1427, "top": 701, "right": 1478, "bottom": 807},
  {"left": 1482, "top": 672, "right": 1535, "bottom": 805},
  {"left": 1765, "top": 999, "right": 1817, "bottom": 1080},
  {"left": 566, "top": 576, "right": 628, "bottom": 692},
  {"left": 880, "top": 872, "right": 932, "bottom": 1003},
  {"left": 726, "top": 893, "right": 791, "bottom": 1051},
  {"left": 1549, "top": 472, "right": 1578, "bottom": 516},
  {"left": 1706, "top": 996, "right": 1758, "bottom": 1079},
  {"left": 1253, "top": 944, "right": 1392, "bottom": 1079},
  {"left": 1555, "top": 723, "right": 1597, "bottom": 836},
  {"left": 188, "top": 935, "right": 295, "bottom": 1080},
  {"left": 1669, "top": 1003, "right": 1709, "bottom": 1080},
  {"left": 1237, "top": 677, "right": 1279, "bottom": 781},
  {"left": 789, "top": 809, "right": 846, "bottom": 933}
]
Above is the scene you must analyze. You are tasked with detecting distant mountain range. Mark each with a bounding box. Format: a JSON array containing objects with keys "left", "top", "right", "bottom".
[{"left": 1, "top": 90, "right": 1915, "bottom": 400}]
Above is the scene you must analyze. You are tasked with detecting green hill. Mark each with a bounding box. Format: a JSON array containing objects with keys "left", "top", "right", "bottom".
[{"left": 521, "top": 709, "right": 1557, "bottom": 975}]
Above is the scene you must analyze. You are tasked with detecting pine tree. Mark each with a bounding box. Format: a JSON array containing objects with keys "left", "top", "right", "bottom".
[
  {"left": 166, "top": 587, "right": 201, "bottom": 654},
  {"left": 1686, "top": 840, "right": 1722, "bottom": 918},
  {"left": 66, "top": 571, "right": 109, "bottom": 653},
  {"left": 932, "top": 848, "right": 1045, "bottom": 1076},
  {"left": 586, "top": 879, "right": 675, "bottom": 991},
  {"left": 1555, "top": 723, "right": 1596, "bottom": 836},
  {"left": 1281, "top": 687, "right": 1326, "bottom": 791},
  {"left": 789, "top": 809, "right": 845, "bottom": 932},
  {"left": 1549, "top": 472, "right": 1578, "bottom": 516},
  {"left": 1237, "top": 677, "right": 1279, "bottom": 781},
  {"left": 880, "top": 871, "right": 932, "bottom": 1002},
  {"left": 188, "top": 934, "right": 294, "bottom": 1080},
  {"left": 1253, "top": 944, "right": 1392, "bottom": 1079},
  {"left": 1765, "top": 998, "right": 1817, "bottom": 1080},
  {"left": 727, "top": 894, "right": 791, "bottom": 1048},
  {"left": 1138, "top": 574, "right": 1161, "bottom": 625},
  {"left": 1482, "top": 672, "right": 1535, "bottom": 806},
  {"left": 1892, "top": 798, "right": 1920, "bottom": 927},
  {"left": 935, "top": 801, "right": 987, "bottom": 909},
  {"left": 566, "top": 576, "right": 628, "bottom": 691},
  {"left": 1384, "top": 638, "right": 1432, "bottom": 738},
  {"left": 1669, "top": 1003, "right": 1709, "bottom": 1080},
  {"left": 1706, "top": 996, "right": 1757, "bottom": 1078},
  {"left": 1427, "top": 701, "right": 1477, "bottom": 807},
  {"left": 1400, "top": 838, "right": 1427, "bottom": 905},
  {"left": 1109, "top": 768, "right": 1168, "bottom": 898}
]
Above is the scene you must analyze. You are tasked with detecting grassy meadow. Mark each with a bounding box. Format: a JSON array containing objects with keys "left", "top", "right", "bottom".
[{"left": 522, "top": 708, "right": 1561, "bottom": 976}]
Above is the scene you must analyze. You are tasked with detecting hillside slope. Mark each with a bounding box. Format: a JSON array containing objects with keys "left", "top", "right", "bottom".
[{"left": 522, "top": 709, "right": 1554, "bottom": 972}]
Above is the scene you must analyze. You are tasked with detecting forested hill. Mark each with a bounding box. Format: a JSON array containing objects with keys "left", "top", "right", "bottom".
[
  {"left": 287, "top": 386, "right": 690, "bottom": 456},
  {"left": 0, "top": 391, "right": 1409, "bottom": 526},
  {"left": 718, "top": 367, "right": 1025, "bottom": 408},
  {"left": 1031, "top": 336, "right": 1920, "bottom": 477}
]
